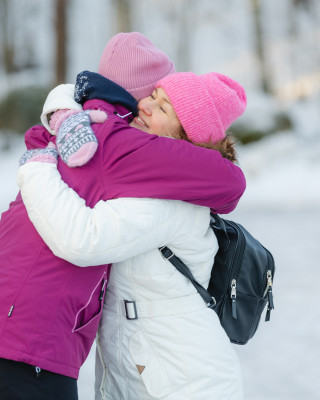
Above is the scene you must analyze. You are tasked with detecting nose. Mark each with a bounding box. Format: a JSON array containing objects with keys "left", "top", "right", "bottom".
[{"left": 138, "top": 98, "right": 154, "bottom": 116}]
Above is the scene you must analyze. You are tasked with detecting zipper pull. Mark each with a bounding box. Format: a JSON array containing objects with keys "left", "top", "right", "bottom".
[
  {"left": 265, "top": 306, "right": 271, "bottom": 322},
  {"left": 116, "top": 111, "right": 132, "bottom": 119},
  {"left": 264, "top": 270, "right": 274, "bottom": 321},
  {"left": 8, "top": 305, "right": 14, "bottom": 317},
  {"left": 99, "top": 279, "right": 107, "bottom": 301},
  {"left": 266, "top": 270, "right": 274, "bottom": 308},
  {"left": 35, "top": 366, "right": 41, "bottom": 378},
  {"left": 231, "top": 279, "right": 237, "bottom": 319}
]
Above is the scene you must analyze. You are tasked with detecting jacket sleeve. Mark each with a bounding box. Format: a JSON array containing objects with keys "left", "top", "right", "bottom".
[
  {"left": 24, "top": 125, "right": 56, "bottom": 150},
  {"left": 140, "top": 138, "right": 247, "bottom": 214},
  {"left": 98, "top": 128, "right": 246, "bottom": 214},
  {"left": 17, "top": 163, "right": 187, "bottom": 267}
]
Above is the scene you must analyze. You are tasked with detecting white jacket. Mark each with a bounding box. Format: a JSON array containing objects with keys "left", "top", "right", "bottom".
[{"left": 18, "top": 163, "right": 243, "bottom": 400}]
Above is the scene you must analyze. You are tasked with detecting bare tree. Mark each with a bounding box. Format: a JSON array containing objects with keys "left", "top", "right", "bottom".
[
  {"left": 160, "top": 0, "right": 193, "bottom": 72},
  {"left": 293, "top": 0, "right": 312, "bottom": 7},
  {"left": 112, "top": 0, "right": 131, "bottom": 33},
  {"left": 0, "top": 0, "right": 15, "bottom": 73},
  {"left": 176, "top": 0, "right": 193, "bottom": 71},
  {"left": 0, "top": 0, "right": 37, "bottom": 74},
  {"left": 55, "top": 0, "right": 67, "bottom": 85},
  {"left": 250, "top": 0, "right": 270, "bottom": 93}
]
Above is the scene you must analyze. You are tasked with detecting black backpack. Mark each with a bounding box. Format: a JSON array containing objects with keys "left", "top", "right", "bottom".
[{"left": 159, "top": 213, "right": 275, "bottom": 345}]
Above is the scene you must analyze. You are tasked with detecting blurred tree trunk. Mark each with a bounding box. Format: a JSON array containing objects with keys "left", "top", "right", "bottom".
[
  {"left": 0, "top": 0, "right": 15, "bottom": 73},
  {"left": 176, "top": 0, "right": 192, "bottom": 71},
  {"left": 250, "top": 0, "right": 270, "bottom": 93},
  {"left": 293, "top": 0, "right": 311, "bottom": 6},
  {"left": 113, "top": 0, "right": 131, "bottom": 32},
  {"left": 55, "top": 0, "right": 67, "bottom": 85}
]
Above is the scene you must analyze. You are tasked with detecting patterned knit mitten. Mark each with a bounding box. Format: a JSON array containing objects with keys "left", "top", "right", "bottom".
[
  {"left": 19, "top": 142, "right": 58, "bottom": 166},
  {"left": 55, "top": 110, "right": 107, "bottom": 168}
]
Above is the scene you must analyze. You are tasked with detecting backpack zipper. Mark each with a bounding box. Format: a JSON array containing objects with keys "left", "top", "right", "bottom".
[
  {"left": 263, "top": 269, "right": 274, "bottom": 321},
  {"left": 230, "top": 279, "right": 237, "bottom": 319},
  {"left": 227, "top": 221, "right": 246, "bottom": 320},
  {"left": 227, "top": 221, "right": 276, "bottom": 322},
  {"left": 34, "top": 366, "right": 42, "bottom": 377}
]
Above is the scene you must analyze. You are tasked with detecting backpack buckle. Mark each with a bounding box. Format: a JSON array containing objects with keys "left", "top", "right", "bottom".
[
  {"left": 207, "top": 297, "right": 216, "bottom": 309},
  {"left": 159, "top": 246, "right": 174, "bottom": 260}
]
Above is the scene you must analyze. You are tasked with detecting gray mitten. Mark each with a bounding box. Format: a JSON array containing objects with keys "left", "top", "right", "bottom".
[
  {"left": 56, "top": 110, "right": 107, "bottom": 167},
  {"left": 19, "top": 143, "right": 58, "bottom": 166}
]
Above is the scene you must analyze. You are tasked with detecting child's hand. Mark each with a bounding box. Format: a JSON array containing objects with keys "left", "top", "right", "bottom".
[
  {"left": 19, "top": 142, "right": 58, "bottom": 166},
  {"left": 56, "top": 110, "right": 107, "bottom": 168}
]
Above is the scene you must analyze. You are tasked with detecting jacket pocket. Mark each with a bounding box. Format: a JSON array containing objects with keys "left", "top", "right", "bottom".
[
  {"left": 128, "top": 330, "right": 173, "bottom": 398},
  {"left": 72, "top": 273, "right": 107, "bottom": 333}
]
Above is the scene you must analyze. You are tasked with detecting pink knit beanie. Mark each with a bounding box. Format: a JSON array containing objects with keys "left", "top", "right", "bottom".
[
  {"left": 156, "top": 72, "right": 247, "bottom": 144},
  {"left": 98, "top": 32, "right": 175, "bottom": 100}
]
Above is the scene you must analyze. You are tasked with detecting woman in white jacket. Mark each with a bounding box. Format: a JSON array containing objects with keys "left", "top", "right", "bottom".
[{"left": 18, "top": 72, "right": 246, "bottom": 400}]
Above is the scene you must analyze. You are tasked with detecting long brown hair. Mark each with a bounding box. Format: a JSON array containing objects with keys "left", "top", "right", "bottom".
[{"left": 179, "top": 130, "right": 238, "bottom": 163}]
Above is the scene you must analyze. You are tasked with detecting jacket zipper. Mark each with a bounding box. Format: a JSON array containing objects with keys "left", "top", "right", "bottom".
[{"left": 99, "top": 279, "right": 107, "bottom": 301}]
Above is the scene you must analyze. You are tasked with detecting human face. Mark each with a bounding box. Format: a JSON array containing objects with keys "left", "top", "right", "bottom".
[{"left": 130, "top": 87, "right": 183, "bottom": 139}]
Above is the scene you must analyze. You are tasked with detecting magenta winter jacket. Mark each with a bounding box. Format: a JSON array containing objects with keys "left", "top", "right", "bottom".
[{"left": 0, "top": 99, "right": 245, "bottom": 379}]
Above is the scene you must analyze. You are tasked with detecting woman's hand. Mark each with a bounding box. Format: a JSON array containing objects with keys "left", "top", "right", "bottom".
[
  {"left": 19, "top": 142, "right": 58, "bottom": 166},
  {"left": 56, "top": 110, "right": 107, "bottom": 168}
]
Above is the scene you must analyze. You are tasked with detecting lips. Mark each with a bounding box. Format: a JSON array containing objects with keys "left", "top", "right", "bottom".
[{"left": 134, "top": 115, "right": 149, "bottom": 129}]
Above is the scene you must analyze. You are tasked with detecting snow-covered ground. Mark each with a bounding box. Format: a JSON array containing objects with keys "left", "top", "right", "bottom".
[
  {"left": 1, "top": 0, "right": 319, "bottom": 397},
  {"left": 1, "top": 127, "right": 319, "bottom": 399}
]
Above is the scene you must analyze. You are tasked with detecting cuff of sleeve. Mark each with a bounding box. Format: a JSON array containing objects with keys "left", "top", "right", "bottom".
[
  {"left": 17, "top": 162, "right": 57, "bottom": 189},
  {"left": 41, "top": 84, "right": 83, "bottom": 134}
]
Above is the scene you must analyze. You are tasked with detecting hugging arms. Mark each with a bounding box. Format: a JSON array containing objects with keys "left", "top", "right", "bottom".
[{"left": 19, "top": 70, "right": 247, "bottom": 263}]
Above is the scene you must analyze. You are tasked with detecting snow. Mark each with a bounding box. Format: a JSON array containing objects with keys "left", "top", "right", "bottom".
[
  {"left": 1, "top": 119, "right": 319, "bottom": 399},
  {"left": 1, "top": 0, "right": 320, "bottom": 398}
]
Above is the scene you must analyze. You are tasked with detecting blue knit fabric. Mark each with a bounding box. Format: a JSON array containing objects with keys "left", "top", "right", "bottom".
[{"left": 74, "top": 71, "right": 138, "bottom": 116}]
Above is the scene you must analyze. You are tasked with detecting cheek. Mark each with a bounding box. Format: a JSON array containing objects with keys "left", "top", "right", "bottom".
[
  {"left": 167, "top": 121, "right": 183, "bottom": 139},
  {"left": 152, "top": 117, "right": 169, "bottom": 136},
  {"left": 151, "top": 115, "right": 182, "bottom": 138}
]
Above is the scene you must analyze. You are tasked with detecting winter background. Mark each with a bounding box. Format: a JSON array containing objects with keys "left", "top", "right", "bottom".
[{"left": 0, "top": 0, "right": 319, "bottom": 399}]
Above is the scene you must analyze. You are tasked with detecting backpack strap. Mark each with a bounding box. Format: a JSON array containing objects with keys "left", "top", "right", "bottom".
[
  {"left": 159, "top": 246, "right": 216, "bottom": 309},
  {"left": 210, "top": 213, "right": 230, "bottom": 251}
]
